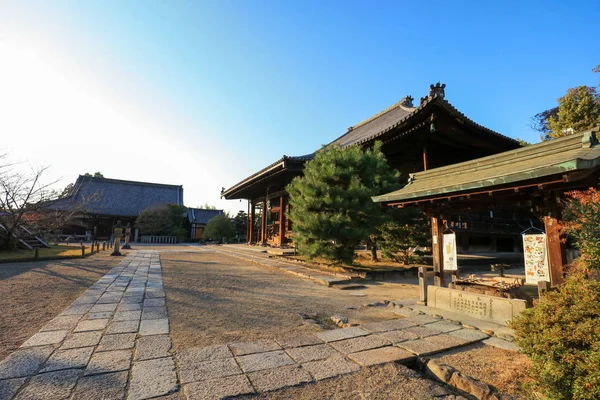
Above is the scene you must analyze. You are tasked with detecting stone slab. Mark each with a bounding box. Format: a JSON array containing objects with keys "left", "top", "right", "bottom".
[
  {"left": 14, "top": 369, "right": 80, "bottom": 400},
  {"left": 426, "top": 320, "right": 464, "bottom": 333},
  {"left": 229, "top": 340, "right": 281, "bottom": 356},
  {"left": 184, "top": 374, "right": 254, "bottom": 400},
  {"left": 74, "top": 319, "right": 109, "bottom": 333},
  {"left": 20, "top": 330, "right": 68, "bottom": 348},
  {"left": 177, "top": 345, "right": 232, "bottom": 367},
  {"left": 143, "top": 298, "right": 165, "bottom": 307},
  {"left": 120, "top": 296, "right": 143, "bottom": 304},
  {"left": 90, "top": 303, "right": 118, "bottom": 313},
  {"left": 113, "top": 310, "right": 141, "bottom": 322},
  {"left": 483, "top": 337, "right": 520, "bottom": 352},
  {"left": 329, "top": 335, "right": 391, "bottom": 355},
  {"left": 448, "top": 329, "right": 490, "bottom": 344},
  {"left": 286, "top": 344, "right": 340, "bottom": 363},
  {"left": 424, "top": 333, "right": 470, "bottom": 350},
  {"left": 236, "top": 350, "right": 295, "bottom": 373},
  {"left": 61, "top": 332, "right": 103, "bottom": 350},
  {"left": 275, "top": 334, "right": 322, "bottom": 349},
  {"left": 134, "top": 334, "right": 172, "bottom": 361},
  {"left": 40, "top": 347, "right": 94, "bottom": 372},
  {"left": 248, "top": 364, "right": 312, "bottom": 392},
  {"left": 402, "top": 314, "right": 441, "bottom": 325},
  {"left": 373, "top": 329, "right": 420, "bottom": 344},
  {"left": 396, "top": 339, "right": 447, "bottom": 356},
  {"left": 128, "top": 357, "right": 178, "bottom": 400},
  {"left": 85, "top": 349, "right": 132, "bottom": 376},
  {"left": 97, "top": 333, "right": 137, "bottom": 352},
  {"left": 106, "top": 320, "right": 140, "bottom": 334},
  {"left": 427, "top": 286, "right": 527, "bottom": 326},
  {"left": 139, "top": 319, "right": 169, "bottom": 336},
  {"left": 0, "top": 377, "right": 26, "bottom": 399},
  {"left": 118, "top": 303, "right": 141, "bottom": 311},
  {"left": 141, "top": 306, "right": 168, "bottom": 320},
  {"left": 0, "top": 346, "right": 54, "bottom": 379},
  {"left": 71, "top": 371, "right": 128, "bottom": 400},
  {"left": 40, "top": 315, "right": 81, "bottom": 332},
  {"left": 404, "top": 325, "right": 442, "bottom": 338},
  {"left": 87, "top": 312, "right": 113, "bottom": 320},
  {"left": 361, "top": 318, "right": 419, "bottom": 333},
  {"left": 302, "top": 355, "right": 361, "bottom": 381},
  {"left": 315, "top": 327, "right": 369, "bottom": 343},
  {"left": 179, "top": 358, "right": 242, "bottom": 384},
  {"left": 348, "top": 346, "right": 416, "bottom": 367}
]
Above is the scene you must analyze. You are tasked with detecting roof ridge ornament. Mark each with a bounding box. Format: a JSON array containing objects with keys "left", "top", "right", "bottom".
[
  {"left": 400, "top": 96, "right": 414, "bottom": 108},
  {"left": 421, "top": 82, "right": 446, "bottom": 105}
]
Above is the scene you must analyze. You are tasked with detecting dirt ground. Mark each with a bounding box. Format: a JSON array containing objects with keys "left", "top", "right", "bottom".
[
  {"left": 161, "top": 250, "right": 419, "bottom": 349},
  {"left": 0, "top": 252, "right": 120, "bottom": 360},
  {"left": 162, "top": 249, "right": 531, "bottom": 399},
  {"left": 431, "top": 343, "right": 533, "bottom": 399}
]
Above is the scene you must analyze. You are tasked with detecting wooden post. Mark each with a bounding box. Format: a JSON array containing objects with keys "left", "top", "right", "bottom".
[
  {"left": 417, "top": 266, "right": 428, "bottom": 305},
  {"left": 543, "top": 215, "right": 564, "bottom": 286},
  {"left": 261, "top": 198, "right": 267, "bottom": 245},
  {"left": 431, "top": 216, "right": 445, "bottom": 287},
  {"left": 422, "top": 142, "right": 428, "bottom": 171},
  {"left": 278, "top": 196, "right": 284, "bottom": 247},
  {"left": 81, "top": 244, "right": 85, "bottom": 258},
  {"left": 248, "top": 201, "right": 255, "bottom": 244},
  {"left": 102, "top": 242, "right": 106, "bottom": 251}
]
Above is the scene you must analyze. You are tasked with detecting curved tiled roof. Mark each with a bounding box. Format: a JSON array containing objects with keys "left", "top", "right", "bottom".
[{"left": 51, "top": 176, "right": 184, "bottom": 217}]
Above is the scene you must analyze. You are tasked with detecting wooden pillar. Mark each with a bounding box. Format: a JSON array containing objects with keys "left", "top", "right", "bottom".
[
  {"left": 261, "top": 198, "right": 267, "bottom": 245},
  {"left": 544, "top": 215, "right": 564, "bottom": 286},
  {"left": 278, "top": 196, "right": 284, "bottom": 247},
  {"left": 431, "top": 215, "right": 445, "bottom": 287},
  {"left": 248, "top": 201, "right": 255, "bottom": 244},
  {"left": 422, "top": 142, "right": 428, "bottom": 171}
]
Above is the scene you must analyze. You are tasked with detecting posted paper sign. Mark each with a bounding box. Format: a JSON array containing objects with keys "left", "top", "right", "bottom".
[
  {"left": 443, "top": 233, "right": 458, "bottom": 271},
  {"left": 522, "top": 234, "right": 550, "bottom": 284}
]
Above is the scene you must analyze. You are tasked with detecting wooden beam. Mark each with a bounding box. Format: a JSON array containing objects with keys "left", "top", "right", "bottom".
[{"left": 431, "top": 216, "right": 445, "bottom": 287}]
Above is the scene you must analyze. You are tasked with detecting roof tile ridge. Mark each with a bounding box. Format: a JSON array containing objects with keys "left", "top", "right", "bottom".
[{"left": 349, "top": 97, "right": 415, "bottom": 131}]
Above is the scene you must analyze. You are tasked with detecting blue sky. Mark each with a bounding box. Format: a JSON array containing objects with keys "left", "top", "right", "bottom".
[{"left": 1, "top": 0, "right": 598, "bottom": 213}]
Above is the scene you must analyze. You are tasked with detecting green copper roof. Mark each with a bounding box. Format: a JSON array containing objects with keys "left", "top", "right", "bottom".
[{"left": 373, "top": 127, "right": 600, "bottom": 204}]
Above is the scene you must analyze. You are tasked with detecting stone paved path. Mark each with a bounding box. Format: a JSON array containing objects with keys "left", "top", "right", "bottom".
[{"left": 0, "top": 250, "right": 177, "bottom": 400}]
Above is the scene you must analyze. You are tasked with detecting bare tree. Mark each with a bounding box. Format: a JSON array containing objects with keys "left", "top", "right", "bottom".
[{"left": 0, "top": 159, "right": 95, "bottom": 249}]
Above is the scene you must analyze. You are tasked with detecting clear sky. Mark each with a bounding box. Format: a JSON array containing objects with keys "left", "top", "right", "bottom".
[{"left": 1, "top": 0, "right": 598, "bottom": 214}]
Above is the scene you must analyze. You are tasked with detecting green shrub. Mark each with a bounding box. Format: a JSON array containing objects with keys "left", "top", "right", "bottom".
[{"left": 510, "top": 268, "right": 600, "bottom": 399}]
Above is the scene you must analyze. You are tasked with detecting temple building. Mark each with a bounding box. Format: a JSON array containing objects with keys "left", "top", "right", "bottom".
[
  {"left": 222, "top": 84, "right": 521, "bottom": 248},
  {"left": 51, "top": 175, "right": 184, "bottom": 240}
]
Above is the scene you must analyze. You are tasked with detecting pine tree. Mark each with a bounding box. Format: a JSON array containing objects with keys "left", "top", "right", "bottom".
[
  {"left": 286, "top": 141, "right": 399, "bottom": 264},
  {"left": 546, "top": 85, "right": 600, "bottom": 139}
]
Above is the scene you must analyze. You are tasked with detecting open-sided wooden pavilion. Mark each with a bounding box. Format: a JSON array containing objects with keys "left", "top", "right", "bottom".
[
  {"left": 222, "top": 84, "right": 520, "bottom": 246},
  {"left": 373, "top": 127, "right": 600, "bottom": 288}
]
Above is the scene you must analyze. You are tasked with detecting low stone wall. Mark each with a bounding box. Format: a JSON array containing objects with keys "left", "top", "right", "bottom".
[{"left": 427, "top": 286, "right": 527, "bottom": 326}]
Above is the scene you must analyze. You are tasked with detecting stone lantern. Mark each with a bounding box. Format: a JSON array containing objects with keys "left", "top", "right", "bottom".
[
  {"left": 122, "top": 223, "right": 132, "bottom": 250},
  {"left": 111, "top": 220, "right": 124, "bottom": 256}
]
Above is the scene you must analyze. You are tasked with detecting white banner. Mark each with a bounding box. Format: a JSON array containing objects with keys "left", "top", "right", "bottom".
[
  {"left": 523, "top": 234, "right": 550, "bottom": 284},
  {"left": 443, "top": 233, "right": 458, "bottom": 271}
]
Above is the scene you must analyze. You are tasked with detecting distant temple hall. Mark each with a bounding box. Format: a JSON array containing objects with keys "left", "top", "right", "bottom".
[{"left": 221, "top": 83, "right": 524, "bottom": 251}]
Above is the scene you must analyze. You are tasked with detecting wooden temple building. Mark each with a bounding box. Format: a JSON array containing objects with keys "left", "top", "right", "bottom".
[
  {"left": 222, "top": 84, "right": 521, "bottom": 247},
  {"left": 373, "top": 127, "right": 600, "bottom": 288}
]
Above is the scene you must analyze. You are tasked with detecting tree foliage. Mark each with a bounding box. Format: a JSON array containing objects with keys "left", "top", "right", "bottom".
[
  {"left": 204, "top": 214, "right": 235, "bottom": 242},
  {"left": 510, "top": 268, "right": 600, "bottom": 400},
  {"left": 135, "top": 204, "right": 188, "bottom": 238},
  {"left": 233, "top": 210, "right": 248, "bottom": 239},
  {"left": 534, "top": 66, "right": 600, "bottom": 141},
  {"left": 561, "top": 188, "right": 600, "bottom": 270},
  {"left": 286, "top": 141, "right": 399, "bottom": 264},
  {"left": 376, "top": 207, "right": 430, "bottom": 264},
  {"left": 0, "top": 158, "right": 91, "bottom": 249}
]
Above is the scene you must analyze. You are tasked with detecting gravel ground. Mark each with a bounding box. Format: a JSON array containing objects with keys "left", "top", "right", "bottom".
[
  {"left": 0, "top": 251, "right": 120, "bottom": 360},
  {"left": 161, "top": 250, "right": 418, "bottom": 349}
]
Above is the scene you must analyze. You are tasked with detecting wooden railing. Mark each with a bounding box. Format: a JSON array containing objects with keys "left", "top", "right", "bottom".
[{"left": 140, "top": 236, "right": 178, "bottom": 244}]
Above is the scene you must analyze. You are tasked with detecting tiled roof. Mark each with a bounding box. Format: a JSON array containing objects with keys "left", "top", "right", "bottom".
[
  {"left": 373, "top": 127, "right": 600, "bottom": 204},
  {"left": 51, "top": 176, "right": 184, "bottom": 217},
  {"left": 187, "top": 208, "right": 224, "bottom": 224}
]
